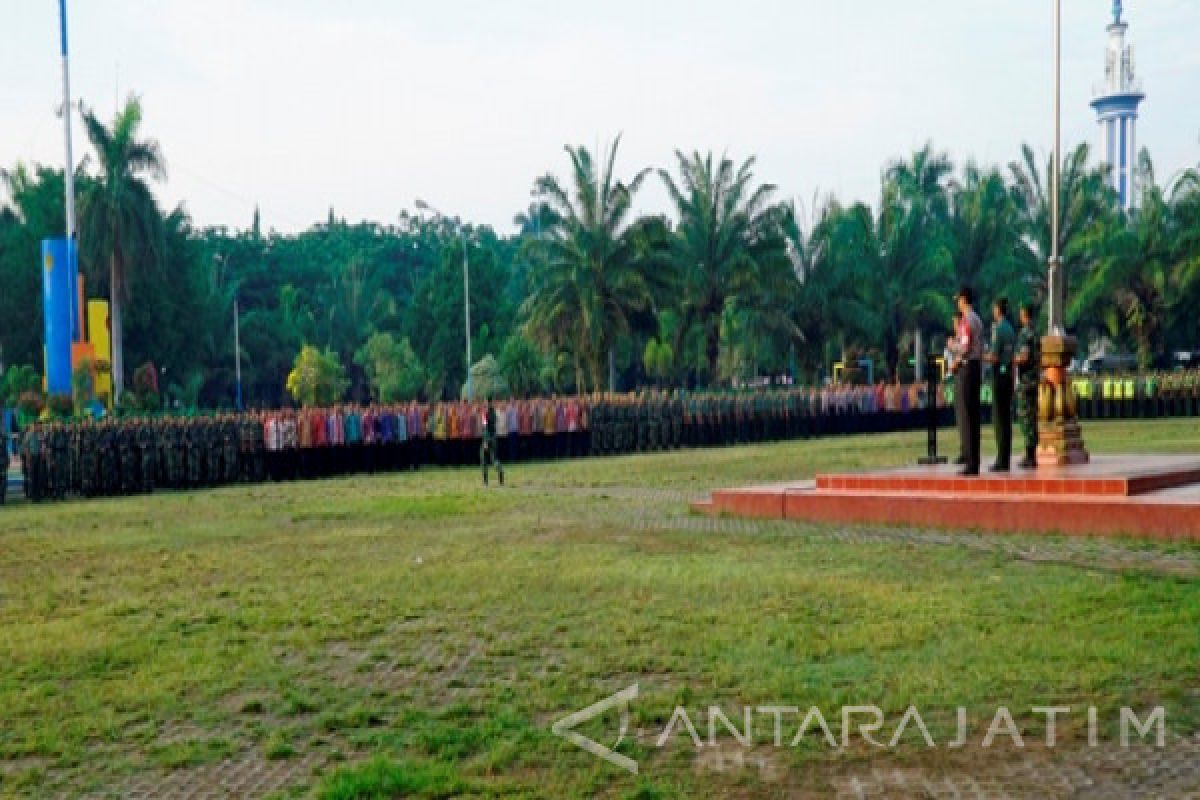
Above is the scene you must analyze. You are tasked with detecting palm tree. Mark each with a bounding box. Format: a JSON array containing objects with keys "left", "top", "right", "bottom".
[
  {"left": 948, "top": 163, "right": 1024, "bottom": 301},
  {"left": 1008, "top": 142, "right": 1113, "bottom": 323},
  {"left": 834, "top": 182, "right": 954, "bottom": 378},
  {"left": 886, "top": 143, "right": 954, "bottom": 221},
  {"left": 1074, "top": 156, "right": 1200, "bottom": 367},
  {"left": 78, "top": 96, "right": 166, "bottom": 403},
  {"left": 658, "top": 150, "right": 791, "bottom": 383},
  {"left": 523, "top": 136, "right": 653, "bottom": 391},
  {"left": 785, "top": 197, "right": 875, "bottom": 372}
]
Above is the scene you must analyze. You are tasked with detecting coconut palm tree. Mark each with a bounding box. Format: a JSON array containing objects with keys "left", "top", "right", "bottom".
[
  {"left": 78, "top": 96, "right": 166, "bottom": 403},
  {"left": 523, "top": 136, "right": 653, "bottom": 391},
  {"left": 658, "top": 150, "right": 791, "bottom": 383}
]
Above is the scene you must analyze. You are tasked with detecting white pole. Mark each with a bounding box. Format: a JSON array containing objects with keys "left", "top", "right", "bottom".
[
  {"left": 462, "top": 231, "right": 472, "bottom": 400},
  {"left": 1048, "top": 0, "right": 1063, "bottom": 334},
  {"left": 234, "top": 296, "right": 243, "bottom": 410},
  {"left": 58, "top": 0, "right": 76, "bottom": 241}
]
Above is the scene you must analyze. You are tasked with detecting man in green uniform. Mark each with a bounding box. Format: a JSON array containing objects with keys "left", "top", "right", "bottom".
[
  {"left": 984, "top": 297, "right": 1016, "bottom": 472},
  {"left": 481, "top": 398, "right": 504, "bottom": 486},
  {"left": 1013, "top": 303, "right": 1041, "bottom": 469}
]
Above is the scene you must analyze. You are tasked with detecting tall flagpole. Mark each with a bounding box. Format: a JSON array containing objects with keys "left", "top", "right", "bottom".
[
  {"left": 1036, "top": 0, "right": 1089, "bottom": 467},
  {"left": 58, "top": 0, "right": 76, "bottom": 241},
  {"left": 234, "top": 296, "right": 244, "bottom": 411},
  {"left": 1047, "top": 0, "right": 1062, "bottom": 335}
]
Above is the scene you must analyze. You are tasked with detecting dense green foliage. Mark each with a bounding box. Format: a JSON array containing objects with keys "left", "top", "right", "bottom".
[{"left": 2, "top": 98, "right": 1198, "bottom": 408}]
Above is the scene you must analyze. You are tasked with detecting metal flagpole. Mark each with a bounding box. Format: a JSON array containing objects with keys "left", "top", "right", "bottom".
[
  {"left": 1048, "top": 0, "right": 1063, "bottom": 335},
  {"left": 234, "top": 297, "right": 243, "bottom": 410},
  {"left": 462, "top": 232, "right": 472, "bottom": 401},
  {"left": 58, "top": 0, "right": 76, "bottom": 242}
]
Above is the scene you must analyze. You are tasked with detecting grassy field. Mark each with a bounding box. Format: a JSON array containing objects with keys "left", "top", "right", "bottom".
[{"left": 1, "top": 420, "right": 1199, "bottom": 798}]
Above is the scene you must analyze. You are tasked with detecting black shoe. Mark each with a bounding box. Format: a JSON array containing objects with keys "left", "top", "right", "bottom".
[
  {"left": 989, "top": 463, "right": 1010, "bottom": 473},
  {"left": 1017, "top": 457, "right": 1037, "bottom": 470},
  {"left": 957, "top": 467, "right": 979, "bottom": 477}
]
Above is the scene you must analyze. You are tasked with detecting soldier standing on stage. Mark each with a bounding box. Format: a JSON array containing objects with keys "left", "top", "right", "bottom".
[
  {"left": 1014, "top": 303, "right": 1041, "bottom": 469},
  {"left": 984, "top": 297, "right": 1016, "bottom": 472}
]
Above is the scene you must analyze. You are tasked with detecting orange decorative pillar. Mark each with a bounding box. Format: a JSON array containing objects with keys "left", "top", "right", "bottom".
[{"left": 1037, "top": 334, "right": 1089, "bottom": 467}]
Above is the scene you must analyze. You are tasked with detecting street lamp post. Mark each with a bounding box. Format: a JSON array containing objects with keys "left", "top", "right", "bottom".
[
  {"left": 415, "top": 199, "right": 473, "bottom": 401},
  {"left": 1037, "top": 0, "right": 1090, "bottom": 467}
]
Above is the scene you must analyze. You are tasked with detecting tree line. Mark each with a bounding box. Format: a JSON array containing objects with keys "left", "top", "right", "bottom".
[{"left": 1, "top": 96, "right": 1198, "bottom": 411}]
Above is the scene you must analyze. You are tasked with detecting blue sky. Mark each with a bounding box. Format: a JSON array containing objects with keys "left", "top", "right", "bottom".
[{"left": 3, "top": 0, "right": 1197, "bottom": 233}]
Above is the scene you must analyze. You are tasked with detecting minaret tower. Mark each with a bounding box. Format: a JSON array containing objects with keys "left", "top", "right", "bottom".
[{"left": 1090, "top": 0, "right": 1145, "bottom": 211}]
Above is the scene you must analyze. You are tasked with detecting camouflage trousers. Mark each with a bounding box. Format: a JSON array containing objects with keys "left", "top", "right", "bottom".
[
  {"left": 1017, "top": 386, "right": 1038, "bottom": 454},
  {"left": 480, "top": 438, "right": 503, "bottom": 485}
]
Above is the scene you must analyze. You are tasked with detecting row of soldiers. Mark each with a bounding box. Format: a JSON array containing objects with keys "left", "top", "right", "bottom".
[
  {"left": 1072, "top": 371, "right": 1200, "bottom": 420},
  {"left": 17, "top": 416, "right": 264, "bottom": 502},
  {"left": 588, "top": 386, "right": 941, "bottom": 455},
  {"left": 8, "top": 388, "right": 945, "bottom": 504},
  {"left": 13, "top": 373, "right": 1192, "bottom": 505}
]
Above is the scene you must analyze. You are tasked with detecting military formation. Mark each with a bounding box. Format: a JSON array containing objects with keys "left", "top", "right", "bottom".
[
  {"left": 1072, "top": 370, "right": 1200, "bottom": 420},
  {"left": 7, "top": 374, "right": 1195, "bottom": 504},
  {"left": 18, "top": 415, "right": 262, "bottom": 503},
  {"left": 11, "top": 388, "right": 946, "bottom": 504}
]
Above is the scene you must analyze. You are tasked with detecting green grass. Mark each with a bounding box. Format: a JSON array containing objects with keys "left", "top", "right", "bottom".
[{"left": 0, "top": 419, "right": 1198, "bottom": 798}]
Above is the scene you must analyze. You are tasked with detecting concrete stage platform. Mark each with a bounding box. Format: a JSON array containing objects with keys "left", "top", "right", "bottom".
[{"left": 691, "top": 455, "right": 1200, "bottom": 539}]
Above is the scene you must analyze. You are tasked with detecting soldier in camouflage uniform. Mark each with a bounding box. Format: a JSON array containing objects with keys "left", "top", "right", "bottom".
[
  {"left": 116, "top": 420, "right": 136, "bottom": 495},
  {"left": 1013, "top": 303, "right": 1041, "bottom": 469},
  {"left": 137, "top": 417, "right": 157, "bottom": 493},
  {"left": 97, "top": 421, "right": 116, "bottom": 496},
  {"left": 22, "top": 425, "right": 43, "bottom": 502},
  {"left": 222, "top": 415, "right": 241, "bottom": 484},
  {"left": 182, "top": 419, "right": 199, "bottom": 489},
  {"left": 50, "top": 422, "right": 71, "bottom": 500},
  {"left": 79, "top": 419, "right": 98, "bottom": 498}
]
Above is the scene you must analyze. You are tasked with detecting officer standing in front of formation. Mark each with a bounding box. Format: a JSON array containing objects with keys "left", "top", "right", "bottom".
[
  {"left": 481, "top": 397, "right": 504, "bottom": 486},
  {"left": 1013, "top": 303, "right": 1041, "bottom": 469},
  {"left": 984, "top": 297, "right": 1016, "bottom": 472},
  {"left": 952, "top": 286, "right": 985, "bottom": 476}
]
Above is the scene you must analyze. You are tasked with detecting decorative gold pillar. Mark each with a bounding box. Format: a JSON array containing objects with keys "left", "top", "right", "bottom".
[{"left": 1037, "top": 335, "right": 1090, "bottom": 467}]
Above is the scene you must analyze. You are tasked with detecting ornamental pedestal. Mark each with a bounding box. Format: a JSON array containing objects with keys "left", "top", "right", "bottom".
[{"left": 1037, "top": 335, "right": 1090, "bottom": 467}]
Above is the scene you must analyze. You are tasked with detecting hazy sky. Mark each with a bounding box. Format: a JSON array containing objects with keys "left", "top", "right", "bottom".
[{"left": 3, "top": 1, "right": 1198, "bottom": 233}]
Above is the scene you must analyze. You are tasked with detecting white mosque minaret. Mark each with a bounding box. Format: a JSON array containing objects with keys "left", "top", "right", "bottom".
[{"left": 1090, "top": 0, "right": 1145, "bottom": 211}]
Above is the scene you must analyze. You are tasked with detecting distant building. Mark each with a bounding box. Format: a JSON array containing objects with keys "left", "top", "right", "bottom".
[{"left": 1090, "top": 0, "right": 1145, "bottom": 211}]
